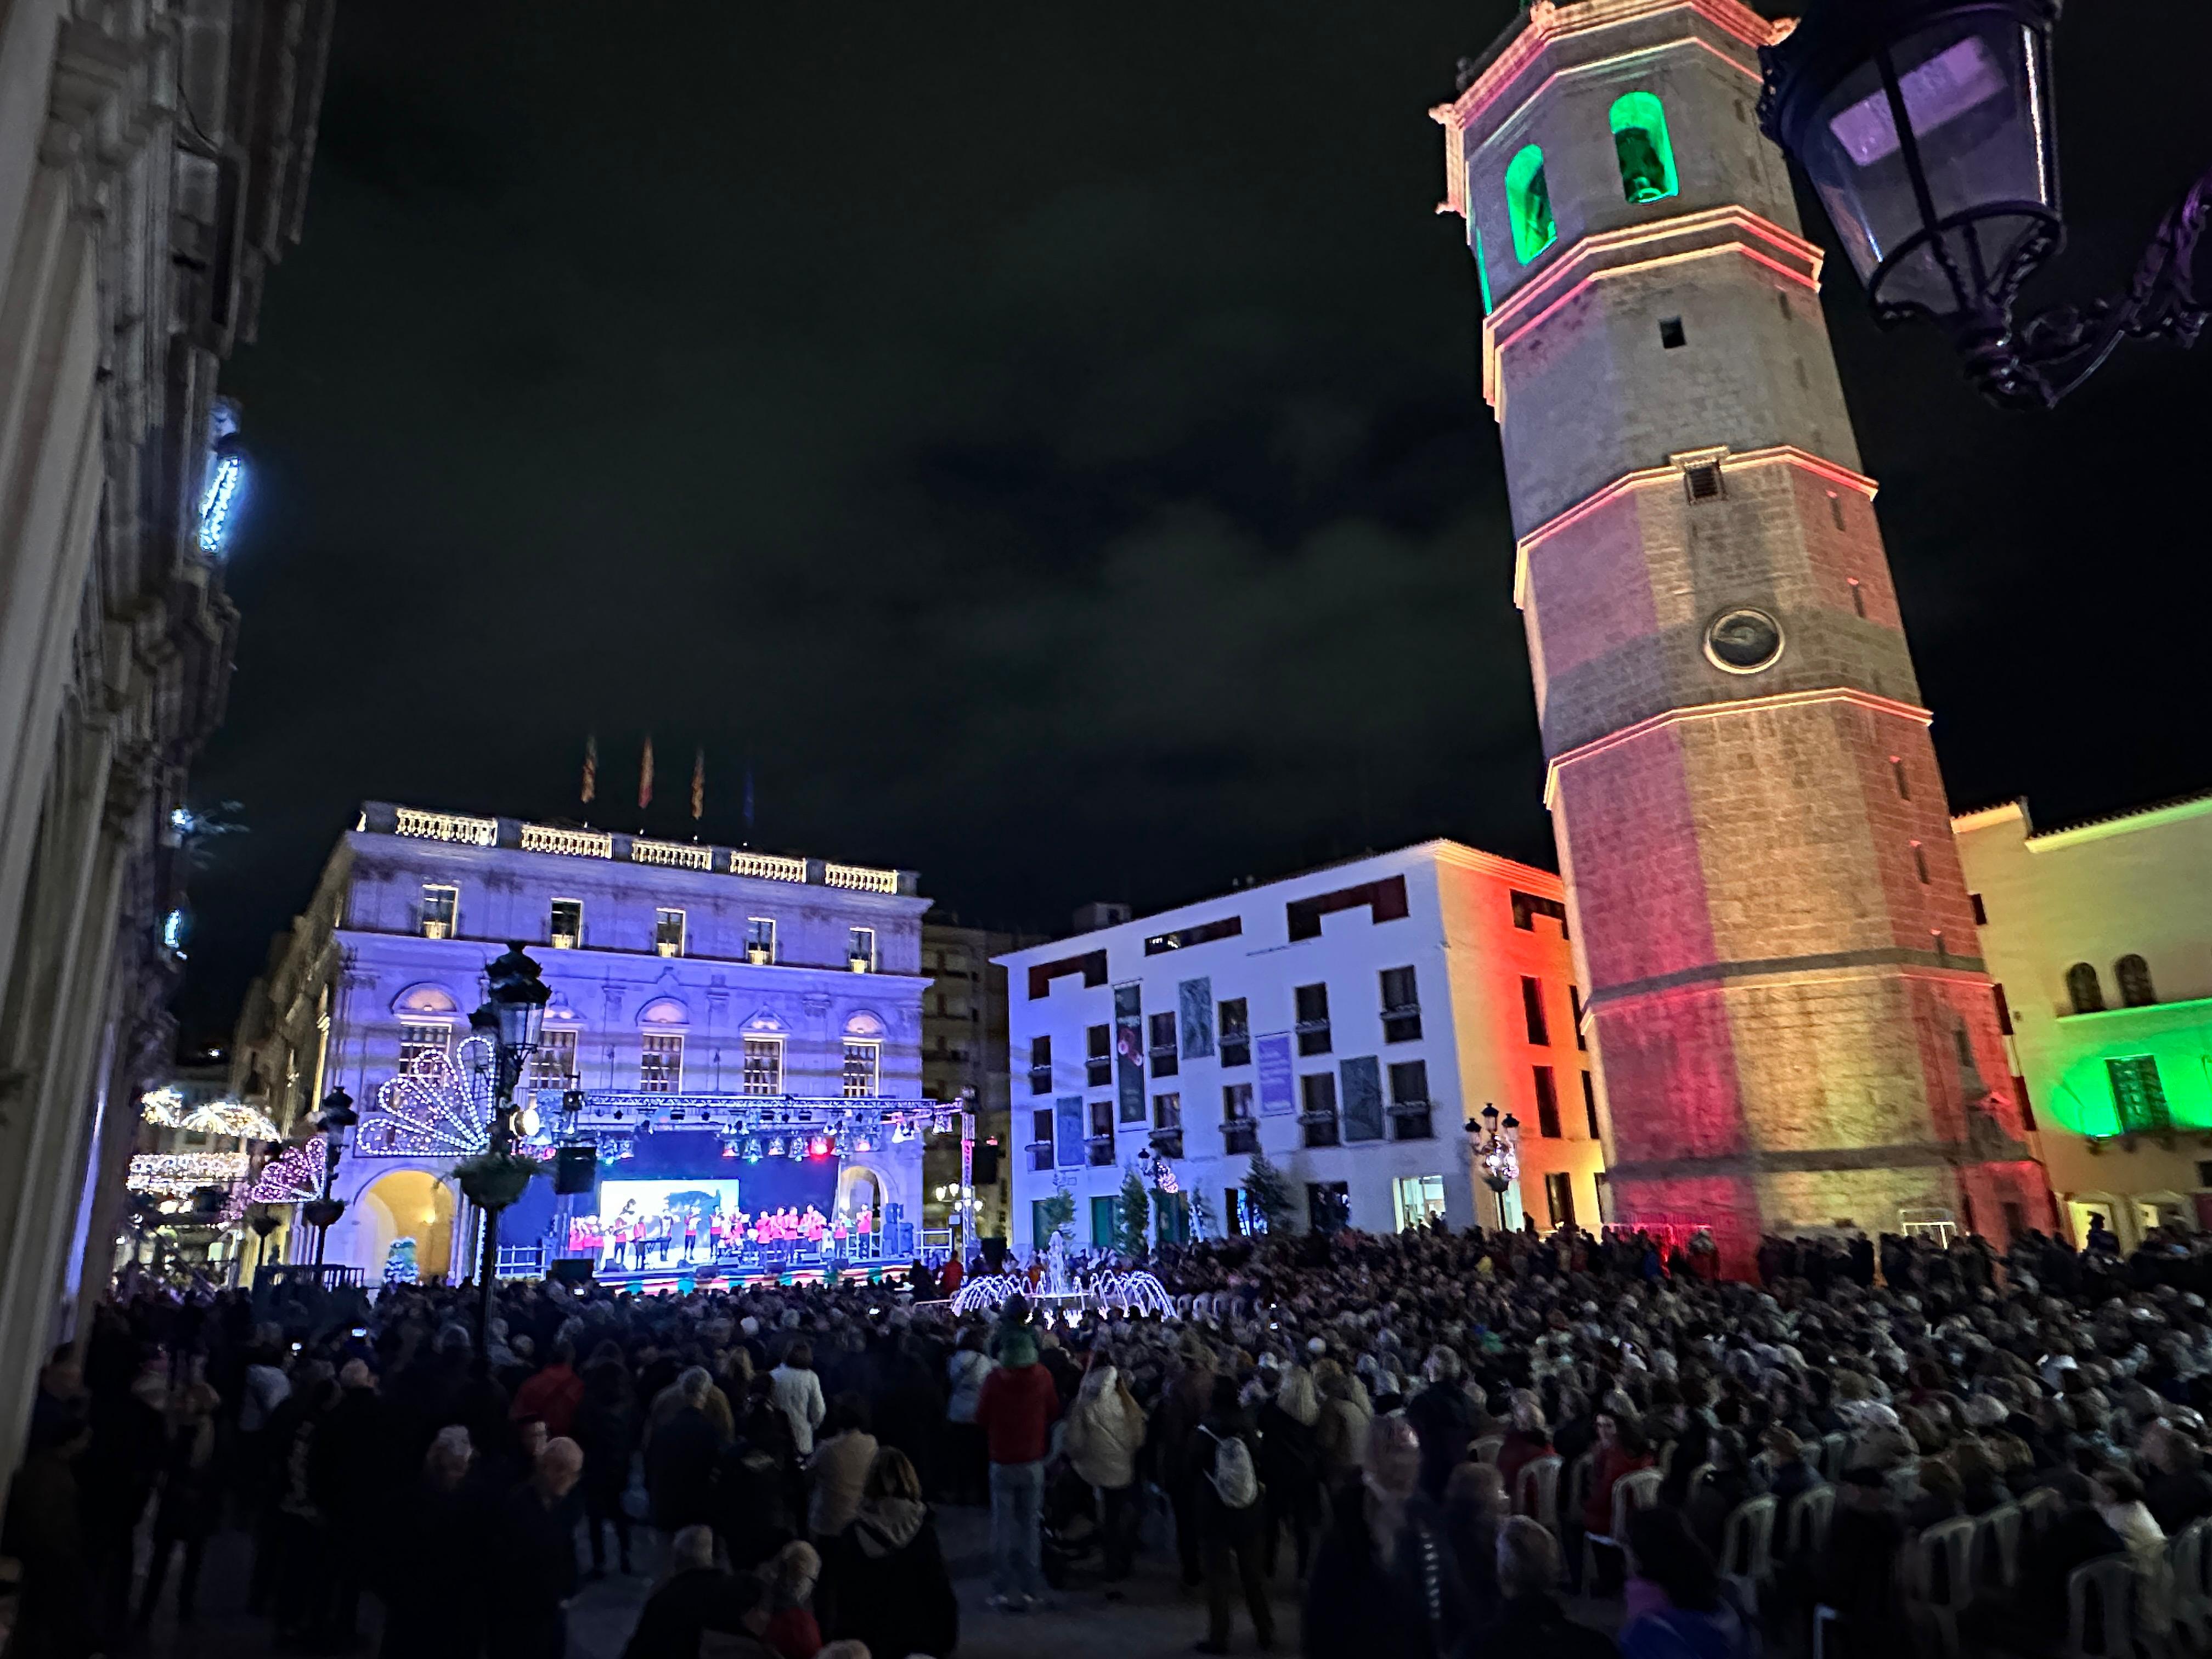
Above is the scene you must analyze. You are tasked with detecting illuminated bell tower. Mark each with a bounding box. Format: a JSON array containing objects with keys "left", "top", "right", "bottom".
[{"left": 1433, "top": 0, "right": 2047, "bottom": 1266}]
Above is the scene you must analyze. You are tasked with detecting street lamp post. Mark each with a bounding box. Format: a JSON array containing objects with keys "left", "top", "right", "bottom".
[
  {"left": 470, "top": 945, "right": 550, "bottom": 1342},
  {"left": 1757, "top": 0, "right": 2209, "bottom": 407},
  {"left": 302, "top": 1086, "right": 357, "bottom": 1267},
  {"left": 1465, "top": 1103, "right": 1521, "bottom": 1233}
]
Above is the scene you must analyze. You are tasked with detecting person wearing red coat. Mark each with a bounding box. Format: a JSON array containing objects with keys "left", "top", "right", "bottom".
[
  {"left": 974, "top": 1327, "right": 1060, "bottom": 1609},
  {"left": 511, "top": 1343, "right": 585, "bottom": 1439}
]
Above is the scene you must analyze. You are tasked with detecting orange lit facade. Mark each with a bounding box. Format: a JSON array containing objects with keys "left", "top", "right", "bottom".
[{"left": 1434, "top": 0, "right": 2047, "bottom": 1267}]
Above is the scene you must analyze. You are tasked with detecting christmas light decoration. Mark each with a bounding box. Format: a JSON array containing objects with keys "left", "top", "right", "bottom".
[
  {"left": 217, "top": 1141, "right": 326, "bottom": 1223},
  {"left": 180, "top": 1099, "right": 282, "bottom": 1140},
  {"left": 358, "top": 1038, "right": 494, "bottom": 1156},
  {"left": 127, "top": 1151, "right": 249, "bottom": 1200},
  {"left": 140, "top": 1087, "right": 189, "bottom": 1127},
  {"left": 198, "top": 453, "right": 242, "bottom": 553}
]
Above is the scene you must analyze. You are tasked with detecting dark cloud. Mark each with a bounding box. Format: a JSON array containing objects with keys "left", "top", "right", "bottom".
[{"left": 180, "top": 1, "right": 2211, "bottom": 1040}]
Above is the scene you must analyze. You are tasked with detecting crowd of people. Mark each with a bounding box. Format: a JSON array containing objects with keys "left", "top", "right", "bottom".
[{"left": 10, "top": 1216, "right": 2212, "bottom": 1659}]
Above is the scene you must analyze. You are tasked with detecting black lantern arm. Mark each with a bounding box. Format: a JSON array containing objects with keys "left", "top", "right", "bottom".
[{"left": 1997, "top": 169, "right": 2212, "bottom": 407}]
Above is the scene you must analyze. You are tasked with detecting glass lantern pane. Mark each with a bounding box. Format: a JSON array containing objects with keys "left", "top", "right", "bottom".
[{"left": 1798, "top": 19, "right": 2055, "bottom": 319}]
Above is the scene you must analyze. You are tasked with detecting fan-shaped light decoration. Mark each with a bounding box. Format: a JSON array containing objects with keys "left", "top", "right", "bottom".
[
  {"left": 358, "top": 1037, "right": 494, "bottom": 1156},
  {"left": 217, "top": 1141, "right": 326, "bottom": 1223},
  {"left": 181, "top": 1099, "right": 281, "bottom": 1140},
  {"left": 140, "top": 1087, "right": 189, "bottom": 1127}
]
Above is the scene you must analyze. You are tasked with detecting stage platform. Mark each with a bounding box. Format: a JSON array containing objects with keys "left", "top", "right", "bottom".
[{"left": 561, "top": 1250, "right": 904, "bottom": 1294}]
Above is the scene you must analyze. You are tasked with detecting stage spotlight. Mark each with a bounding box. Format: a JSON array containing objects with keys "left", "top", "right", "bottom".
[
  {"left": 767, "top": 1137, "right": 784, "bottom": 1157},
  {"left": 669, "top": 1108, "right": 686, "bottom": 1122},
  {"left": 808, "top": 1136, "right": 828, "bottom": 1158},
  {"left": 744, "top": 1137, "right": 762, "bottom": 1162}
]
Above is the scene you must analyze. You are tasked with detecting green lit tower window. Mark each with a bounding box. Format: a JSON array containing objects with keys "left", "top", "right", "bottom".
[
  {"left": 1609, "top": 92, "right": 1678, "bottom": 204},
  {"left": 1504, "top": 145, "right": 1556, "bottom": 264},
  {"left": 1471, "top": 221, "right": 1495, "bottom": 314},
  {"left": 2108, "top": 1055, "right": 2170, "bottom": 1134}
]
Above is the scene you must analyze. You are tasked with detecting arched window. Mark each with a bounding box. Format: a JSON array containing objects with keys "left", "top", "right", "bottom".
[
  {"left": 1610, "top": 92, "right": 1679, "bottom": 204},
  {"left": 2115, "top": 954, "right": 2156, "bottom": 1008},
  {"left": 2066, "top": 962, "right": 2105, "bottom": 1015},
  {"left": 1505, "top": 145, "right": 1557, "bottom": 264}
]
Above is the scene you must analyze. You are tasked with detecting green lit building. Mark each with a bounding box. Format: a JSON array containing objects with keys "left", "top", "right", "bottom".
[{"left": 1956, "top": 792, "right": 2212, "bottom": 1249}]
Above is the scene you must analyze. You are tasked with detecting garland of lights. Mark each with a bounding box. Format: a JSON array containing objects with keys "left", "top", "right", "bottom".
[
  {"left": 181, "top": 1099, "right": 281, "bottom": 1140},
  {"left": 218, "top": 1141, "right": 326, "bottom": 1223},
  {"left": 127, "top": 1152, "right": 249, "bottom": 1200},
  {"left": 358, "top": 1040, "right": 494, "bottom": 1156}
]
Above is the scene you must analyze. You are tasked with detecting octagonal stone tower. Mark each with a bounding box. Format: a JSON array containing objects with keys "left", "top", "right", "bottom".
[{"left": 1432, "top": 0, "right": 2049, "bottom": 1267}]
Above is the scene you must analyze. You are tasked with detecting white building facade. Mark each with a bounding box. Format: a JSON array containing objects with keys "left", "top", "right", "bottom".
[
  {"left": 235, "top": 803, "right": 933, "bottom": 1281},
  {"left": 999, "top": 841, "right": 1605, "bottom": 1256}
]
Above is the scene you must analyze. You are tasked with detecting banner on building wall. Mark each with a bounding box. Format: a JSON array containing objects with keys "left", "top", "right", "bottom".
[
  {"left": 1055, "top": 1096, "right": 1085, "bottom": 1169},
  {"left": 1341, "top": 1056, "right": 1384, "bottom": 1142},
  {"left": 1114, "top": 985, "right": 1145, "bottom": 1124},
  {"left": 1255, "top": 1033, "right": 1295, "bottom": 1116},
  {"left": 1178, "top": 978, "right": 1214, "bottom": 1060}
]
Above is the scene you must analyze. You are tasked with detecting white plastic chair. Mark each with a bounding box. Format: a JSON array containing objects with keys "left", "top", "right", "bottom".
[
  {"left": 1583, "top": 1466, "right": 1663, "bottom": 1592},
  {"left": 1718, "top": 1494, "right": 1778, "bottom": 1601},
  {"left": 2066, "top": 1554, "right": 2139, "bottom": 1659},
  {"left": 2022, "top": 1486, "right": 2067, "bottom": 1537},
  {"left": 1790, "top": 1484, "right": 1836, "bottom": 1558},
  {"left": 1906, "top": 1515, "right": 1977, "bottom": 1659},
  {"left": 1471, "top": 1434, "right": 1504, "bottom": 1466},
  {"left": 1517, "top": 1453, "right": 1562, "bottom": 1534},
  {"left": 2171, "top": 1517, "right": 2212, "bottom": 1650},
  {"left": 1974, "top": 1503, "right": 2023, "bottom": 1594}
]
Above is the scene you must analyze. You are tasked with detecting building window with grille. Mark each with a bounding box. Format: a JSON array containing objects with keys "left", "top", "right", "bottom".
[
  {"left": 1300, "top": 1072, "right": 1340, "bottom": 1148},
  {"left": 421, "top": 884, "right": 459, "bottom": 940},
  {"left": 1295, "top": 984, "right": 1331, "bottom": 1056},
  {"left": 1522, "top": 978, "right": 1550, "bottom": 1045},
  {"left": 399, "top": 1021, "right": 450, "bottom": 1075},
  {"left": 1533, "top": 1065, "right": 1562, "bottom": 1138},
  {"left": 1223, "top": 1084, "right": 1257, "bottom": 1153},
  {"left": 746, "top": 917, "right": 777, "bottom": 963},
  {"left": 1152, "top": 1091, "right": 1183, "bottom": 1158},
  {"left": 1544, "top": 1172, "right": 1576, "bottom": 1229},
  {"left": 1388, "top": 1059, "right": 1432, "bottom": 1141},
  {"left": 2108, "top": 1056, "right": 2170, "bottom": 1134},
  {"left": 529, "top": 1028, "right": 577, "bottom": 1090},
  {"left": 1219, "top": 999, "right": 1250, "bottom": 1067},
  {"left": 843, "top": 1040, "right": 880, "bottom": 1097},
  {"left": 848, "top": 928, "right": 876, "bottom": 972},
  {"left": 1029, "top": 1107, "right": 1054, "bottom": 1172},
  {"left": 2115, "top": 955, "right": 2156, "bottom": 1008},
  {"left": 640, "top": 1033, "right": 684, "bottom": 1093},
  {"left": 549, "top": 898, "right": 583, "bottom": 949},
  {"left": 1086, "top": 1024, "right": 1111, "bottom": 1087},
  {"left": 1570, "top": 985, "right": 1588, "bottom": 1050},
  {"left": 2067, "top": 962, "right": 2105, "bottom": 1014},
  {"left": 654, "top": 908, "right": 686, "bottom": 957},
  {"left": 1029, "top": 1036, "right": 1053, "bottom": 1094},
  {"left": 742, "top": 1037, "right": 783, "bottom": 1095},
  {"left": 1380, "top": 966, "right": 1422, "bottom": 1043},
  {"left": 1582, "top": 1070, "right": 1600, "bottom": 1139},
  {"left": 1148, "top": 1011, "right": 1180, "bottom": 1078},
  {"left": 1088, "top": 1098, "right": 1115, "bottom": 1165}
]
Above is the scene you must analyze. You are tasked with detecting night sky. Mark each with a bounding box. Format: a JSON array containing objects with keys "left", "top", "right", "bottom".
[{"left": 180, "top": 1, "right": 2212, "bottom": 1043}]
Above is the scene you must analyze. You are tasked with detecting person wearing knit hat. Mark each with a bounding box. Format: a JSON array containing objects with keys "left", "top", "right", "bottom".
[{"left": 975, "top": 1320, "right": 1058, "bottom": 1610}]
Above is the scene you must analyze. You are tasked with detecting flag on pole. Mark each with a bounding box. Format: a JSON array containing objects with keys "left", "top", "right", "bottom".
[
  {"left": 639, "top": 736, "right": 654, "bottom": 811},
  {"left": 580, "top": 732, "right": 597, "bottom": 804},
  {"left": 690, "top": 747, "right": 705, "bottom": 822}
]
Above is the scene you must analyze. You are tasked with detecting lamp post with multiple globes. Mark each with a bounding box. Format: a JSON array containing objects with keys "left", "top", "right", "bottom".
[
  {"left": 470, "top": 945, "right": 550, "bottom": 1340},
  {"left": 1465, "top": 1103, "right": 1521, "bottom": 1233}
]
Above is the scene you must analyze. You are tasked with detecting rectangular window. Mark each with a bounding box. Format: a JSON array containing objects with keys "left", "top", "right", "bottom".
[
  {"left": 1393, "top": 1173, "right": 1447, "bottom": 1232},
  {"left": 1970, "top": 893, "right": 1988, "bottom": 926},
  {"left": 549, "top": 898, "right": 583, "bottom": 949},
  {"left": 1148, "top": 1011, "right": 1180, "bottom": 1078},
  {"left": 1224, "top": 1188, "right": 1248, "bottom": 1236},
  {"left": 1090, "top": 1195, "right": 1120, "bottom": 1245},
  {"left": 842, "top": 1040, "right": 881, "bottom": 1097},
  {"left": 1521, "top": 977, "right": 1550, "bottom": 1046},
  {"left": 1306, "top": 1181, "right": 1351, "bottom": 1234},
  {"left": 1993, "top": 984, "right": 2013, "bottom": 1036},
  {"left": 421, "top": 884, "right": 459, "bottom": 940},
  {"left": 1911, "top": 842, "right": 1929, "bottom": 884},
  {"left": 1659, "top": 316, "right": 1686, "bottom": 348},
  {"left": 1849, "top": 578, "right": 1866, "bottom": 617},
  {"left": 1300, "top": 1071, "right": 1340, "bottom": 1148},
  {"left": 1544, "top": 1172, "right": 1576, "bottom": 1229},
  {"left": 1223, "top": 1082, "right": 1253, "bottom": 1121},
  {"left": 399, "top": 1020, "right": 450, "bottom": 1075},
  {"left": 1218, "top": 999, "right": 1250, "bottom": 1067},
  {"left": 640, "top": 1032, "right": 684, "bottom": 1093},
  {"left": 1828, "top": 491, "right": 1847, "bottom": 531},
  {"left": 654, "top": 907, "right": 686, "bottom": 957},
  {"left": 745, "top": 916, "right": 777, "bottom": 963},
  {"left": 1684, "top": 461, "right": 1723, "bottom": 501},
  {"left": 1088, "top": 1098, "right": 1115, "bottom": 1163},
  {"left": 2108, "top": 1056, "right": 2170, "bottom": 1135},
  {"left": 1380, "top": 966, "right": 1422, "bottom": 1043},
  {"left": 1582, "top": 1070, "right": 1600, "bottom": 1139},
  {"left": 1570, "top": 985, "right": 1588, "bottom": 1049},
  {"left": 1295, "top": 983, "right": 1331, "bottom": 1056},
  {"left": 741, "top": 1036, "right": 783, "bottom": 1095},
  {"left": 1153, "top": 1091, "right": 1182, "bottom": 1131},
  {"left": 1144, "top": 916, "right": 1243, "bottom": 955},
  {"left": 1285, "top": 875, "right": 1409, "bottom": 943},
  {"left": 1388, "top": 1059, "right": 1432, "bottom": 1141},
  {"left": 1029, "top": 1107, "right": 1054, "bottom": 1172},
  {"left": 1086, "top": 1024, "right": 1112, "bottom": 1087},
  {"left": 1891, "top": 757, "right": 1910, "bottom": 799},
  {"left": 529, "top": 1028, "right": 577, "bottom": 1090},
  {"left": 1533, "top": 1065, "right": 1562, "bottom": 1138},
  {"left": 1028, "top": 1035, "right": 1053, "bottom": 1094},
  {"left": 848, "top": 928, "right": 876, "bottom": 972},
  {"left": 1028, "top": 950, "right": 1109, "bottom": 999},
  {"left": 1509, "top": 890, "right": 1569, "bottom": 936}
]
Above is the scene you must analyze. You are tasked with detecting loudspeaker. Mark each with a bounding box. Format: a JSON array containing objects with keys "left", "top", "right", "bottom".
[
  {"left": 552, "top": 1144, "right": 597, "bottom": 1195},
  {"left": 970, "top": 1142, "right": 1001, "bottom": 1186},
  {"left": 546, "top": 1257, "right": 596, "bottom": 1285}
]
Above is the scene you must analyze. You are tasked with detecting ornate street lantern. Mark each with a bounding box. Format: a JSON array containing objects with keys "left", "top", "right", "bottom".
[
  {"left": 1466, "top": 1103, "right": 1521, "bottom": 1212},
  {"left": 1760, "top": 0, "right": 2208, "bottom": 406}
]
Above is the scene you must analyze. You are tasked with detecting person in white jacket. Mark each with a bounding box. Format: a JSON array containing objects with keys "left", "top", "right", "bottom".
[
  {"left": 770, "top": 1340, "right": 827, "bottom": 1457},
  {"left": 1063, "top": 1358, "right": 1147, "bottom": 1579}
]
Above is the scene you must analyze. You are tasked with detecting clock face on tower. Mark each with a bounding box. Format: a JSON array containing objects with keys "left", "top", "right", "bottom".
[{"left": 1704, "top": 607, "right": 1784, "bottom": 673}]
